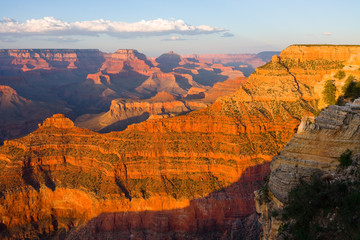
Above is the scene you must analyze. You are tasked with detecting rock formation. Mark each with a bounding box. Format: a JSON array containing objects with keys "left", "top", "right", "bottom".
[
  {"left": 0, "top": 49, "right": 104, "bottom": 72},
  {"left": 1, "top": 45, "right": 359, "bottom": 239},
  {"left": 0, "top": 113, "right": 270, "bottom": 239},
  {"left": 255, "top": 98, "right": 360, "bottom": 240},
  {"left": 0, "top": 85, "right": 66, "bottom": 144},
  {"left": 0, "top": 48, "right": 248, "bottom": 142},
  {"left": 75, "top": 78, "right": 245, "bottom": 132}
]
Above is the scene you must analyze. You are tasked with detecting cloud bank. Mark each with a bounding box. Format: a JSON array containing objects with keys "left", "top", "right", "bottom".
[{"left": 0, "top": 17, "right": 226, "bottom": 37}]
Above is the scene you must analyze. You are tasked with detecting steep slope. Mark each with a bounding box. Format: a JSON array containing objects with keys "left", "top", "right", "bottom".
[
  {"left": 0, "top": 86, "right": 67, "bottom": 144},
  {"left": 0, "top": 113, "right": 270, "bottom": 239},
  {"left": 75, "top": 91, "right": 200, "bottom": 132},
  {"left": 255, "top": 98, "right": 360, "bottom": 240},
  {"left": 76, "top": 78, "right": 245, "bottom": 132},
  {"left": 1, "top": 45, "right": 360, "bottom": 239},
  {"left": 0, "top": 48, "right": 247, "bottom": 142}
]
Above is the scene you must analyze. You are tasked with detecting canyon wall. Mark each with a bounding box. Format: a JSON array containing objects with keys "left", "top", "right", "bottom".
[
  {"left": 1, "top": 45, "right": 359, "bottom": 239},
  {"left": 0, "top": 49, "right": 104, "bottom": 71},
  {"left": 0, "top": 48, "right": 246, "bottom": 142},
  {"left": 254, "top": 45, "right": 360, "bottom": 239}
]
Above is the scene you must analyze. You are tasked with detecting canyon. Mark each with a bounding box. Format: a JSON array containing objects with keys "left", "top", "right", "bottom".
[
  {"left": 0, "top": 45, "right": 360, "bottom": 239},
  {"left": 0, "top": 49, "right": 255, "bottom": 143}
]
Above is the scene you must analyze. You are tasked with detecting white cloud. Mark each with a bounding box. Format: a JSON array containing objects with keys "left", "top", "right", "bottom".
[
  {"left": 322, "top": 32, "right": 332, "bottom": 36},
  {"left": 162, "top": 36, "right": 188, "bottom": 41},
  {"left": 0, "top": 17, "right": 226, "bottom": 37}
]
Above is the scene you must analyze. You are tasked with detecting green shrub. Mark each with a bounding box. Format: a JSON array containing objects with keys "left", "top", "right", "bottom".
[
  {"left": 342, "top": 75, "right": 355, "bottom": 95},
  {"left": 339, "top": 149, "right": 352, "bottom": 167},
  {"left": 334, "top": 70, "right": 346, "bottom": 80},
  {"left": 271, "top": 210, "right": 279, "bottom": 217},
  {"left": 322, "top": 80, "right": 337, "bottom": 105},
  {"left": 281, "top": 174, "right": 360, "bottom": 240}
]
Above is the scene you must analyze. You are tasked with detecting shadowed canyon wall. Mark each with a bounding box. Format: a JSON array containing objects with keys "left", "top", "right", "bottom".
[{"left": 0, "top": 49, "right": 248, "bottom": 143}]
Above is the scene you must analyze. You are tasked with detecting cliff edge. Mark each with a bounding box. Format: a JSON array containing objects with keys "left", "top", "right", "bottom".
[{"left": 256, "top": 98, "right": 360, "bottom": 239}]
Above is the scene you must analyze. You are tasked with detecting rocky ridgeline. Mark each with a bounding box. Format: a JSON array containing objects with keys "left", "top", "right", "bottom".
[
  {"left": 255, "top": 98, "right": 360, "bottom": 239},
  {"left": 0, "top": 48, "right": 247, "bottom": 142},
  {"left": 0, "top": 113, "right": 269, "bottom": 239},
  {"left": 1, "top": 45, "right": 360, "bottom": 239},
  {"left": 0, "top": 49, "right": 104, "bottom": 71}
]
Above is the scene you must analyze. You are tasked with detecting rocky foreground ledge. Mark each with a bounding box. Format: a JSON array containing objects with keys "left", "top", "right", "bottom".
[{"left": 256, "top": 98, "right": 360, "bottom": 239}]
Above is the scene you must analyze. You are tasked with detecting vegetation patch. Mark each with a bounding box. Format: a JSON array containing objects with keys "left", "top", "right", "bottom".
[
  {"left": 338, "top": 149, "right": 352, "bottom": 167},
  {"left": 279, "top": 155, "right": 360, "bottom": 240},
  {"left": 322, "top": 80, "right": 337, "bottom": 105}
]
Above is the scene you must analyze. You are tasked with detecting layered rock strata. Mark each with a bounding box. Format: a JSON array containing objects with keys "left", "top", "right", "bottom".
[
  {"left": 0, "top": 113, "right": 272, "bottom": 239},
  {"left": 255, "top": 100, "right": 360, "bottom": 239},
  {"left": 1, "top": 45, "right": 360, "bottom": 239},
  {"left": 0, "top": 48, "right": 247, "bottom": 142}
]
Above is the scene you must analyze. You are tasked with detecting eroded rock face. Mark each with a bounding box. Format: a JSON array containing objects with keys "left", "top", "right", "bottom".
[
  {"left": 0, "top": 48, "right": 248, "bottom": 142},
  {"left": 2, "top": 45, "right": 360, "bottom": 239},
  {"left": 251, "top": 45, "right": 360, "bottom": 240},
  {"left": 0, "top": 113, "right": 270, "bottom": 239},
  {"left": 255, "top": 102, "right": 360, "bottom": 239},
  {"left": 75, "top": 77, "right": 245, "bottom": 132},
  {"left": 0, "top": 46, "right": 312, "bottom": 239},
  {"left": 0, "top": 49, "right": 104, "bottom": 72}
]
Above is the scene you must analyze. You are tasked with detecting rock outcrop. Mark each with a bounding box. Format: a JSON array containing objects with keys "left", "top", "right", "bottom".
[
  {"left": 75, "top": 92, "right": 200, "bottom": 132},
  {"left": 1, "top": 45, "right": 360, "bottom": 239},
  {"left": 75, "top": 77, "right": 245, "bottom": 132},
  {"left": 0, "top": 48, "right": 248, "bottom": 142},
  {"left": 0, "top": 113, "right": 270, "bottom": 239},
  {"left": 0, "top": 49, "right": 104, "bottom": 72},
  {"left": 255, "top": 101, "right": 360, "bottom": 238},
  {"left": 0, "top": 85, "right": 66, "bottom": 144}
]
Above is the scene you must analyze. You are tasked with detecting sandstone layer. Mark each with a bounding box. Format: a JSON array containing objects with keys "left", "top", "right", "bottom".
[
  {"left": 75, "top": 78, "right": 245, "bottom": 132},
  {"left": 0, "top": 48, "right": 246, "bottom": 142},
  {"left": 256, "top": 98, "right": 360, "bottom": 240},
  {"left": 1, "top": 45, "right": 359, "bottom": 239},
  {"left": 0, "top": 113, "right": 271, "bottom": 239},
  {"left": 252, "top": 44, "right": 360, "bottom": 239}
]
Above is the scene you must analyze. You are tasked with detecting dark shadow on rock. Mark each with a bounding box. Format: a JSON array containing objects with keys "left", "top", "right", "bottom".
[
  {"left": 0, "top": 222, "right": 9, "bottom": 239},
  {"left": 156, "top": 53, "right": 181, "bottom": 73},
  {"left": 174, "top": 74, "right": 192, "bottom": 91},
  {"left": 39, "top": 166, "right": 56, "bottom": 191},
  {"left": 22, "top": 160, "right": 40, "bottom": 192},
  {"left": 99, "top": 112, "right": 150, "bottom": 133},
  {"left": 66, "top": 162, "right": 270, "bottom": 240},
  {"left": 193, "top": 69, "right": 228, "bottom": 86},
  {"left": 115, "top": 178, "right": 132, "bottom": 201}
]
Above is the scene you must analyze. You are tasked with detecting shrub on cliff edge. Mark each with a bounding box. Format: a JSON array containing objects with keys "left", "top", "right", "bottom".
[
  {"left": 338, "top": 149, "right": 352, "bottom": 167},
  {"left": 334, "top": 70, "right": 346, "bottom": 80},
  {"left": 322, "top": 80, "right": 337, "bottom": 105}
]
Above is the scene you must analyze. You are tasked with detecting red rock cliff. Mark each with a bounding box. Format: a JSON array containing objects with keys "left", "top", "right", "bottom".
[{"left": 2, "top": 45, "right": 359, "bottom": 239}]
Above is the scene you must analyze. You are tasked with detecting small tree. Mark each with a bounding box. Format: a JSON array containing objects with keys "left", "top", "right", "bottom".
[
  {"left": 339, "top": 149, "right": 352, "bottom": 167},
  {"left": 323, "top": 80, "right": 337, "bottom": 105},
  {"left": 342, "top": 75, "right": 355, "bottom": 97},
  {"left": 334, "top": 70, "right": 346, "bottom": 80}
]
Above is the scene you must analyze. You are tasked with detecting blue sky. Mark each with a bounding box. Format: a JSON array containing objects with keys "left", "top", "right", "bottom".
[{"left": 0, "top": 0, "right": 359, "bottom": 56}]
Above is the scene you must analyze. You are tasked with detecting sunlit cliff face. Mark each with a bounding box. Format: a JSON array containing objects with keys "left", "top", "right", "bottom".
[{"left": 1, "top": 45, "right": 360, "bottom": 239}]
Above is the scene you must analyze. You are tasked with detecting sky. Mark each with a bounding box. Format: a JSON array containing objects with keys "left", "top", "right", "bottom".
[{"left": 0, "top": 0, "right": 359, "bottom": 56}]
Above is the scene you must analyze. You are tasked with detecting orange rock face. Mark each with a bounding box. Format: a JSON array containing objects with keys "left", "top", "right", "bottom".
[
  {"left": 0, "top": 113, "right": 272, "bottom": 239},
  {"left": 0, "top": 48, "right": 248, "bottom": 143},
  {"left": 3, "top": 45, "right": 359, "bottom": 239}
]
